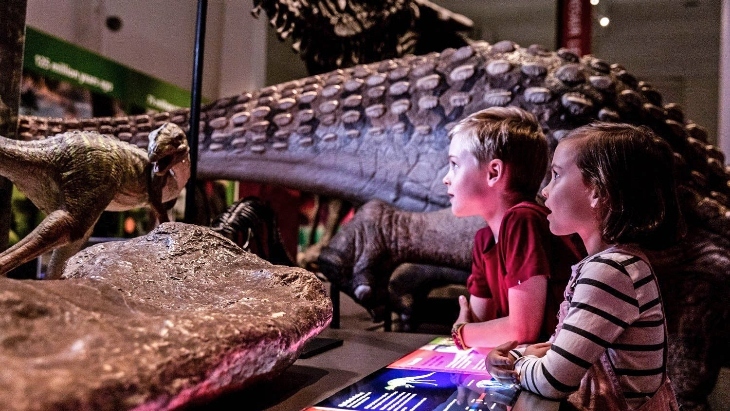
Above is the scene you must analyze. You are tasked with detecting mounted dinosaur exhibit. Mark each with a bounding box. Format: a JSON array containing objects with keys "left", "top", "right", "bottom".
[
  {"left": 15, "top": 37, "right": 730, "bottom": 410},
  {"left": 2, "top": 0, "right": 728, "bottom": 409}
]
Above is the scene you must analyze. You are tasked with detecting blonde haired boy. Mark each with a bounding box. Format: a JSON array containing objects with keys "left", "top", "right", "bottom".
[{"left": 444, "top": 107, "right": 584, "bottom": 348}]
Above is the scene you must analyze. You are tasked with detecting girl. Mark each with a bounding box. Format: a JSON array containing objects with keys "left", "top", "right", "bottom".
[{"left": 486, "top": 123, "right": 683, "bottom": 410}]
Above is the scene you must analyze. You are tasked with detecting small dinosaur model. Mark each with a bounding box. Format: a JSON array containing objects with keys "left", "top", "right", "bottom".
[{"left": 0, "top": 122, "right": 190, "bottom": 279}]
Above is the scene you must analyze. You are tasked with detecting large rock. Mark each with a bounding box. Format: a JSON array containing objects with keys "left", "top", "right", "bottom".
[{"left": 0, "top": 222, "right": 332, "bottom": 411}]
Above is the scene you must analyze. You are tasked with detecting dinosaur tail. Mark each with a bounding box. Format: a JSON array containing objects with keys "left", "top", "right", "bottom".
[{"left": 0, "top": 135, "right": 56, "bottom": 182}]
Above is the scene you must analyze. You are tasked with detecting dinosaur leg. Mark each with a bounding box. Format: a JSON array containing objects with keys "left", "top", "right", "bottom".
[
  {"left": 298, "top": 196, "right": 352, "bottom": 271},
  {"left": 149, "top": 174, "right": 169, "bottom": 223},
  {"left": 389, "top": 263, "right": 469, "bottom": 331},
  {"left": 0, "top": 210, "right": 75, "bottom": 277},
  {"left": 45, "top": 223, "right": 96, "bottom": 280},
  {"left": 318, "top": 201, "right": 479, "bottom": 313}
]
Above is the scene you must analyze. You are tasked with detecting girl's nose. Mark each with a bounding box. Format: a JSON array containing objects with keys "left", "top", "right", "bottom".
[{"left": 541, "top": 186, "right": 549, "bottom": 199}]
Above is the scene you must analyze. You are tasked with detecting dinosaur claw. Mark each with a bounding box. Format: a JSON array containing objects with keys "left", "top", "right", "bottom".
[
  {"left": 354, "top": 284, "right": 372, "bottom": 302},
  {"left": 153, "top": 157, "right": 170, "bottom": 175}
]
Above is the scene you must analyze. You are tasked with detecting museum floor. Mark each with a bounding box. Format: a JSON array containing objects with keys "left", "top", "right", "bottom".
[{"left": 324, "top": 280, "right": 730, "bottom": 411}]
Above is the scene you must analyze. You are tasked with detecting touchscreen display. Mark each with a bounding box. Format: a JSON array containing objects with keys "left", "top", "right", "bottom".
[{"left": 303, "top": 337, "right": 520, "bottom": 411}]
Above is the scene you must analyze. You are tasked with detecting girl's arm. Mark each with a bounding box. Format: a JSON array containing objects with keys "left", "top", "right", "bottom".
[{"left": 513, "top": 260, "right": 639, "bottom": 399}]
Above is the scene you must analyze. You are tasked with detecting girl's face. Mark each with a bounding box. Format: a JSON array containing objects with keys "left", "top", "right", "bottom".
[
  {"left": 541, "top": 139, "right": 599, "bottom": 241},
  {"left": 443, "top": 134, "right": 491, "bottom": 217}
]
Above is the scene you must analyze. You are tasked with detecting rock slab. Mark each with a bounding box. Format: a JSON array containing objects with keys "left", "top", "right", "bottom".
[{"left": 0, "top": 222, "right": 332, "bottom": 411}]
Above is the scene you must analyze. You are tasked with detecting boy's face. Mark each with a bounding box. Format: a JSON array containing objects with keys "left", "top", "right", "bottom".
[{"left": 442, "top": 134, "right": 491, "bottom": 217}]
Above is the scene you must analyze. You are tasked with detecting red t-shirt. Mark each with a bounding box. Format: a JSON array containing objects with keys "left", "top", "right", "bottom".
[{"left": 466, "top": 201, "right": 585, "bottom": 339}]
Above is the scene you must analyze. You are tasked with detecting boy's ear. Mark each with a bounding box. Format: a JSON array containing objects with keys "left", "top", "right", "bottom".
[{"left": 486, "top": 159, "right": 504, "bottom": 187}]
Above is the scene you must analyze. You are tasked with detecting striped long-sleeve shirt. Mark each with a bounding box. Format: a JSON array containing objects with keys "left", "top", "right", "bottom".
[{"left": 513, "top": 246, "right": 666, "bottom": 409}]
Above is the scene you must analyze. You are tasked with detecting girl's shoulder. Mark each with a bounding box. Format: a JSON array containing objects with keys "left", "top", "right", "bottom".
[
  {"left": 580, "top": 245, "right": 653, "bottom": 282},
  {"left": 581, "top": 244, "right": 648, "bottom": 265}
]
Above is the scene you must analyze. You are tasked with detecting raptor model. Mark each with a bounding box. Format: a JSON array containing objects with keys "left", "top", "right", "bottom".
[
  {"left": 0, "top": 122, "right": 190, "bottom": 279},
  {"left": 15, "top": 41, "right": 730, "bottom": 410}
]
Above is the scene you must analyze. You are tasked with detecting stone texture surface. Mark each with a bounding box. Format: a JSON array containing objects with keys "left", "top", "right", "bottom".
[{"left": 0, "top": 222, "right": 332, "bottom": 411}]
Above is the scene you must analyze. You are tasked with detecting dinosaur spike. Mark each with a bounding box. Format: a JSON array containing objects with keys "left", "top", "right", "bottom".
[
  {"left": 521, "top": 62, "right": 548, "bottom": 78},
  {"left": 491, "top": 40, "right": 516, "bottom": 53},
  {"left": 486, "top": 60, "right": 512, "bottom": 76},
  {"left": 344, "top": 94, "right": 363, "bottom": 107},
  {"left": 367, "top": 86, "right": 386, "bottom": 99},
  {"left": 388, "top": 81, "right": 410, "bottom": 96},
  {"left": 322, "top": 85, "right": 341, "bottom": 97}
]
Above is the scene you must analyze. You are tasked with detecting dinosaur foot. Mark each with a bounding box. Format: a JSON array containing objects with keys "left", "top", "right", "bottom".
[{"left": 317, "top": 247, "right": 375, "bottom": 306}]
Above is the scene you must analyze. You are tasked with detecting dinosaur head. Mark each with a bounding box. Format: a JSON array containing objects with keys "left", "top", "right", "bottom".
[{"left": 148, "top": 123, "right": 190, "bottom": 176}]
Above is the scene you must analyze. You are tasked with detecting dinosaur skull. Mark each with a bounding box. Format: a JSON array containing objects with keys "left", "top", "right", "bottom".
[{"left": 148, "top": 123, "right": 190, "bottom": 175}]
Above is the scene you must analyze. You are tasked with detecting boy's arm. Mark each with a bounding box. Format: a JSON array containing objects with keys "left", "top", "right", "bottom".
[
  {"left": 458, "top": 276, "right": 547, "bottom": 348},
  {"left": 469, "top": 295, "right": 496, "bottom": 322}
]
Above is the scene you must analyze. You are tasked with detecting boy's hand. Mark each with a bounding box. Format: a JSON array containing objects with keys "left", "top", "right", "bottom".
[
  {"left": 486, "top": 340, "right": 519, "bottom": 384},
  {"left": 524, "top": 342, "right": 551, "bottom": 357},
  {"left": 454, "top": 295, "right": 473, "bottom": 325}
]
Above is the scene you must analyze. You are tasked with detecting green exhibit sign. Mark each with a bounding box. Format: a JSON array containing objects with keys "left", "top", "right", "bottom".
[{"left": 23, "top": 27, "right": 192, "bottom": 112}]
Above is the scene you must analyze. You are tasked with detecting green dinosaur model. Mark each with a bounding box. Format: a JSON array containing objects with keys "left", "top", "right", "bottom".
[{"left": 0, "top": 122, "right": 190, "bottom": 279}]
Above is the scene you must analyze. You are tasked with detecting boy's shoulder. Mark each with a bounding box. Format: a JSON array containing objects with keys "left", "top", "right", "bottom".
[
  {"left": 505, "top": 201, "right": 549, "bottom": 220},
  {"left": 497, "top": 201, "right": 552, "bottom": 242},
  {"left": 473, "top": 201, "right": 551, "bottom": 249}
]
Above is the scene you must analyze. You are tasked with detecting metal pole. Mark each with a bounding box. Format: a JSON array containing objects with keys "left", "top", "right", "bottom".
[
  {"left": 184, "top": 0, "right": 208, "bottom": 223},
  {"left": 719, "top": 0, "right": 730, "bottom": 164},
  {"left": 0, "top": 0, "right": 28, "bottom": 251}
]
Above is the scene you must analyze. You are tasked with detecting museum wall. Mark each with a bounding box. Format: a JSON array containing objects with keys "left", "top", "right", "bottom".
[{"left": 25, "top": 0, "right": 267, "bottom": 101}]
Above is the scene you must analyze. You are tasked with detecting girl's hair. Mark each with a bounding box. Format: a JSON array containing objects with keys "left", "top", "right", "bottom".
[
  {"left": 448, "top": 107, "right": 548, "bottom": 200},
  {"left": 564, "top": 122, "right": 686, "bottom": 249}
]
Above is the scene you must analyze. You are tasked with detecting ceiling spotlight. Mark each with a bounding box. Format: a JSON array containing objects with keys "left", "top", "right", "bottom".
[
  {"left": 599, "top": 16, "right": 610, "bottom": 27},
  {"left": 590, "top": 0, "right": 600, "bottom": 5}
]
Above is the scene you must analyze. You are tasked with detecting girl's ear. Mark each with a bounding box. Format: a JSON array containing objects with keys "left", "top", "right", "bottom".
[
  {"left": 589, "top": 187, "right": 601, "bottom": 209},
  {"left": 486, "top": 159, "right": 503, "bottom": 186}
]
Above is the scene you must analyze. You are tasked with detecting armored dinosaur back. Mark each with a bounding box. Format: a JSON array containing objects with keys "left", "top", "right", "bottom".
[{"left": 17, "top": 41, "right": 730, "bottom": 238}]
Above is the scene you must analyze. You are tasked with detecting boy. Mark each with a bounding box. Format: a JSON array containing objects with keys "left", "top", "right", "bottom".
[{"left": 444, "top": 107, "right": 584, "bottom": 349}]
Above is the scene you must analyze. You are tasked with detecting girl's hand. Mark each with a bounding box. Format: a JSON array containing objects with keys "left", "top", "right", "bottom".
[
  {"left": 524, "top": 342, "right": 551, "bottom": 358},
  {"left": 486, "top": 340, "right": 519, "bottom": 384}
]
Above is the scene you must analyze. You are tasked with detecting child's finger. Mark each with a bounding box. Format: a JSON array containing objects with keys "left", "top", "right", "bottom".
[
  {"left": 490, "top": 355, "right": 513, "bottom": 366},
  {"left": 490, "top": 368, "right": 518, "bottom": 383},
  {"left": 494, "top": 340, "right": 519, "bottom": 352},
  {"left": 458, "top": 295, "right": 470, "bottom": 312},
  {"left": 456, "top": 295, "right": 471, "bottom": 322},
  {"left": 532, "top": 342, "right": 552, "bottom": 349}
]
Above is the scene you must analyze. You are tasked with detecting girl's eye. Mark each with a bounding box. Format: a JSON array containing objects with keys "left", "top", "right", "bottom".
[
  {"left": 551, "top": 170, "right": 559, "bottom": 179},
  {"left": 449, "top": 161, "right": 458, "bottom": 170}
]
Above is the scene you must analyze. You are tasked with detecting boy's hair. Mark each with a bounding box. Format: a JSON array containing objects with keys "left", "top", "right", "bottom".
[
  {"left": 564, "top": 122, "right": 686, "bottom": 249},
  {"left": 448, "top": 107, "right": 548, "bottom": 199}
]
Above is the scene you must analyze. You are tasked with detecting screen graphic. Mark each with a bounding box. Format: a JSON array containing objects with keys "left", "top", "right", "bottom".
[{"left": 303, "top": 337, "right": 520, "bottom": 411}]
